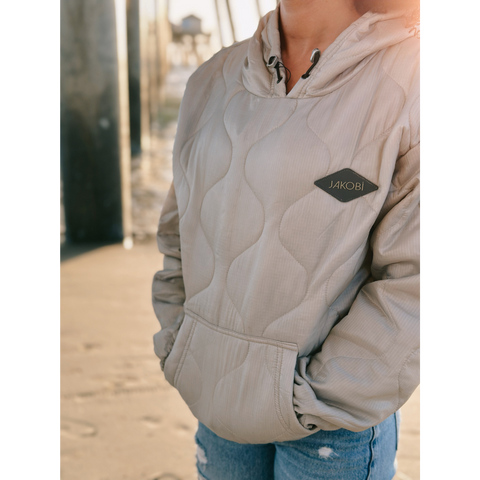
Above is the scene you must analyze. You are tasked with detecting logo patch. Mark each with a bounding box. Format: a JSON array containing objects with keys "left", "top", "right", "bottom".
[{"left": 314, "top": 168, "right": 378, "bottom": 202}]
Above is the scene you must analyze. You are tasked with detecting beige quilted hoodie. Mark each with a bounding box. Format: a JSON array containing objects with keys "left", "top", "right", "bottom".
[{"left": 152, "top": 6, "right": 419, "bottom": 444}]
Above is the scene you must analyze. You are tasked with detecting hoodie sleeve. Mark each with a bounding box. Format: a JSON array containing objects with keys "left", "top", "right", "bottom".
[
  {"left": 152, "top": 182, "right": 186, "bottom": 370},
  {"left": 293, "top": 142, "right": 420, "bottom": 432}
]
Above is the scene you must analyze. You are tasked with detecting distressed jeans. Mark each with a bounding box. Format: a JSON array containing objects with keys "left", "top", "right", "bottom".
[{"left": 195, "top": 411, "right": 400, "bottom": 480}]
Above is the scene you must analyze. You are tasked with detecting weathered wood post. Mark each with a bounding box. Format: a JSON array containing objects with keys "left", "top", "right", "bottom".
[
  {"left": 127, "top": 0, "right": 161, "bottom": 155},
  {"left": 61, "top": 0, "right": 132, "bottom": 245},
  {"left": 115, "top": 0, "right": 133, "bottom": 247},
  {"left": 139, "top": 0, "right": 153, "bottom": 152},
  {"left": 126, "top": 0, "right": 142, "bottom": 155},
  {"left": 147, "top": 0, "right": 160, "bottom": 131}
]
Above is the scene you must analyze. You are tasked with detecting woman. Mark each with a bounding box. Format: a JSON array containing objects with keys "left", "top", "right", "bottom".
[{"left": 152, "top": 0, "right": 419, "bottom": 478}]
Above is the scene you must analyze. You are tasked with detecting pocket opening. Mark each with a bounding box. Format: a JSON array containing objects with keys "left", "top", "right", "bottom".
[{"left": 168, "top": 311, "right": 315, "bottom": 444}]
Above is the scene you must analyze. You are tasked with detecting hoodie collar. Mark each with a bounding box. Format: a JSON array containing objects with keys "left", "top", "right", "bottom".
[{"left": 242, "top": 6, "right": 416, "bottom": 99}]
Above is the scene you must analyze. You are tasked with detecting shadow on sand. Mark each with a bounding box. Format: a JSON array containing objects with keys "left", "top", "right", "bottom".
[{"left": 60, "top": 241, "right": 121, "bottom": 263}]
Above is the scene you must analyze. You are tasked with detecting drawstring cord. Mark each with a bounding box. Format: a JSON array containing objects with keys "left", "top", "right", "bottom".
[
  {"left": 267, "top": 48, "right": 320, "bottom": 87},
  {"left": 301, "top": 48, "right": 321, "bottom": 79},
  {"left": 267, "top": 55, "right": 291, "bottom": 86},
  {"left": 274, "top": 60, "right": 291, "bottom": 85}
]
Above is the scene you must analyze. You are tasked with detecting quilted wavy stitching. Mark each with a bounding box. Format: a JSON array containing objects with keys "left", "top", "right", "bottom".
[
  {"left": 305, "top": 98, "right": 333, "bottom": 170},
  {"left": 350, "top": 68, "right": 404, "bottom": 158},
  {"left": 225, "top": 98, "right": 299, "bottom": 326},
  {"left": 176, "top": 54, "right": 229, "bottom": 221},
  {"left": 307, "top": 94, "right": 381, "bottom": 220},
  {"left": 271, "top": 216, "right": 309, "bottom": 324},
  {"left": 346, "top": 69, "right": 406, "bottom": 212},
  {"left": 262, "top": 194, "right": 341, "bottom": 337},
  {"left": 177, "top": 48, "right": 239, "bottom": 166},
  {"left": 211, "top": 338, "right": 250, "bottom": 400},
  {"left": 185, "top": 90, "right": 240, "bottom": 304},
  {"left": 221, "top": 92, "right": 269, "bottom": 330},
  {"left": 259, "top": 98, "right": 345, "bottom": 337}
]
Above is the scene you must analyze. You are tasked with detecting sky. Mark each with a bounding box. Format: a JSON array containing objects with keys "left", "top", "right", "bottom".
[{"left": 168, "top": 0, "right": 277, "bottom": 50}]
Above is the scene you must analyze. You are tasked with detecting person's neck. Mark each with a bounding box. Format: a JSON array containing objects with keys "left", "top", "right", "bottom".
[{"left": 278, "top": 0, "right": 362, "bottom": 92}]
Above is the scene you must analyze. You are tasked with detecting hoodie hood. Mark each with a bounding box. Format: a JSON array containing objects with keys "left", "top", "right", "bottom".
[{"left": 242, "top": 6, "right": 417, "bottom": 98}]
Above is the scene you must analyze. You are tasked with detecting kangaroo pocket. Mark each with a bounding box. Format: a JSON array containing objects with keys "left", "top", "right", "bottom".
[{"left": 164, "top": 310, "right": 315, "bottom": 444}]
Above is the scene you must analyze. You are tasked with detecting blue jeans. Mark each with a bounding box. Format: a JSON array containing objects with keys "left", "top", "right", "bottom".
[{"left": 195, "top": 411, "right": 400, "bottom": 480}]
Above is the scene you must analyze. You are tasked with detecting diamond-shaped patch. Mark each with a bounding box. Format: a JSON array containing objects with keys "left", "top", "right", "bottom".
[{"left": 314, "top": 168, "right": 378, "bottom": 202}]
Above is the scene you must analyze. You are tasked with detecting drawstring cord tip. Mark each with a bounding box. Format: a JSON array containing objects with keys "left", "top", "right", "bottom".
[
  {"left": 301, "top": 48, "right": 321, "bottom": 79},
  {"left": 267, "top": 55, "right": 291, "bottom": 85},
  {"left": 274, "top": 63, "right": 283, "bottom": 83}
]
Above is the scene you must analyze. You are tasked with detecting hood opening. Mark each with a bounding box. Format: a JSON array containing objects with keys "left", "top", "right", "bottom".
[{"left": 241, "top": 5, "right": 418, "bottom": 99}]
